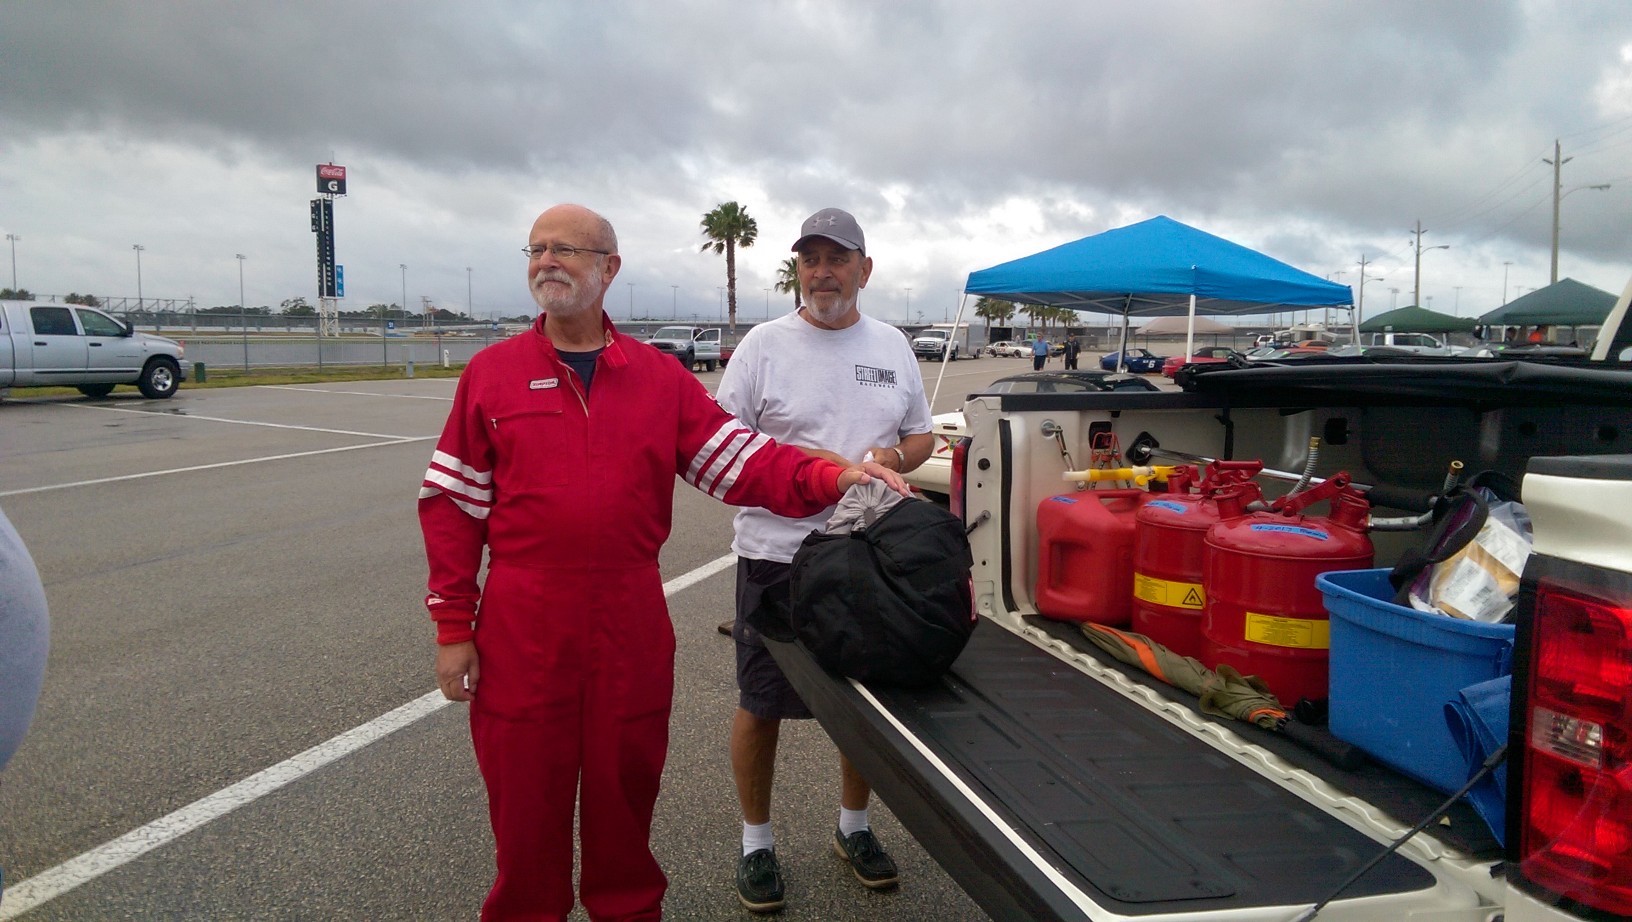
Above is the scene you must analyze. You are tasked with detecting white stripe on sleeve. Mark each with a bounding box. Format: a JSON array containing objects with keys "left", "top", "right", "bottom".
[
  {"left": 685, "top": 419, "right": 743, "bottom": 484},
  {"left": 418, "top": 486, "right": 492, "bottom": 520},
  {"left": 422, "top": 467, "right": 494, "bottom": 503},
  {"left": 432, "top": 449, "right": 492, "bottom": 485},
  {"left": 704, "top": 432, "right": 771, "bottom": 499}
]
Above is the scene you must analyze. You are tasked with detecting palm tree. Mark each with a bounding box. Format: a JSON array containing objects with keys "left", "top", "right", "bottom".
[
  {"left": 1020, "top": 302, "right": 1048, "bottom": 333},
  {"left": 973, "top": 297, "right": 1016, "bottom": 329},
  {"left": 700, "top": 201, "right": 758, "bottom": 332},
  {"left": 774, "top": 257, "right": 802, "bottom": 310}
]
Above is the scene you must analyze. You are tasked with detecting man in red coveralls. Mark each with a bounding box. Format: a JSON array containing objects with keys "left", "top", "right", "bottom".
[{"left": 420, "top": 204, "right": 905, "bottom": 921}]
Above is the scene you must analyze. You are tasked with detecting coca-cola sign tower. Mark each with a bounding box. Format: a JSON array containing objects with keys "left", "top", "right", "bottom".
[{"left": 316, "top": 163, "right": 347, "bottom": 195}]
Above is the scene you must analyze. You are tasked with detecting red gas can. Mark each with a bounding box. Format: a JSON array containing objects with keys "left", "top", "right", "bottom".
[
  {"left": 1035, "top": 488, "right": 1144, "bottom": 625},
  {"left": 1131, "top": 462, "right": 1263, "bottom": 659},
  {"left": 1201, "top": 475, "right": 1372, "bottom": 705}
]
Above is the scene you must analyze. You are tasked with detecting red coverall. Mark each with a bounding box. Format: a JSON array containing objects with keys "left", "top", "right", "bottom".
[{"left": 419, "top": 313, "right": 844, "bottom": 921}]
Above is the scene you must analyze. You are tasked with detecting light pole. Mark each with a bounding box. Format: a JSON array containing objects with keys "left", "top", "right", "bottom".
[
  {"left": 627, "top": 282, "right": 635, "bottom": 318},
  {"left": 1389, "top": 287, "right": 1400, "bottom": 310},
  {"left": 762, "top": 288, "right": 770, "bottom": 320},
  {"left": 5, "top": 233, "right": 17, "bottom": 290},
  {"left": 132, "top": 244, "right": 145, "bottom": 309},
  {"left": 1553, "top": 181, "right": 1612, "bottom": 284},
  {"left": 717, "top": 287, "right": 725, "bottom": 323},
  {"left": 671, "top": 285, "right": 678, "bottom": 320},
  {"left": 904, "top": 287, "right": 912, "bottom": 324},
  {"left": 466, "top": 267, "right": 473, "bottom": 328},
  {"left": 236, "top": 254, "right": 248, "bottom": 369},
  {"left": 394, "top": 264, "right": 405, "bottom": 366},
  {"left": 1409, "top": 221, "right": 1448, "bottom": 308},
  {"left": 1502, "top": 261, "right": 1513, "bottom": 304}
]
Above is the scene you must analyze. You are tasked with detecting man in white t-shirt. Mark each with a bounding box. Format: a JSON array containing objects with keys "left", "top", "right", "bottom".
[{"left": 716, "top": 208, "right": 934, "bottom": 913}]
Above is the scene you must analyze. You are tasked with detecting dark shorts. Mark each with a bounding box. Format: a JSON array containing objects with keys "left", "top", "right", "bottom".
[{"left": 733, "top": 557, "right": 813, "bottom": 721}]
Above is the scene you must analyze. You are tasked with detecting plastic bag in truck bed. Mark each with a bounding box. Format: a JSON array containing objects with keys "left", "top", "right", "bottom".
[
  {"left": 1389, "top": 471, "right": 1532, "bottom": 623},
  {"left": 785, "top": 481, "right": 975, "bottom": 687}
]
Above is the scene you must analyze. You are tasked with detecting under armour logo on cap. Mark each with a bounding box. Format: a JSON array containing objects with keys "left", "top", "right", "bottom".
[{"left": 793, "top": 208, "right": 865, "bottom": 254}]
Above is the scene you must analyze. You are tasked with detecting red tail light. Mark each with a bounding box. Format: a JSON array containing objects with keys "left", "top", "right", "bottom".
[
  {"left": 1520, "top": 581, "right": 1632, "bottom": 915},
  {"left": 949, "top": 437, "right": 969, "bottom": 521}
]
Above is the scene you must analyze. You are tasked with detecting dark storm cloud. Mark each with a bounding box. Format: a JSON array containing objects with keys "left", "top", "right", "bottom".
[{"left": 2, "top": 0, "right": 1628, "bottom": 313}]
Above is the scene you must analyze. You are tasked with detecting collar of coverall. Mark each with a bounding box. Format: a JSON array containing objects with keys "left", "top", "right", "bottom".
[{"left": 532, "top": 311, "right": 627, "bottom": 367}]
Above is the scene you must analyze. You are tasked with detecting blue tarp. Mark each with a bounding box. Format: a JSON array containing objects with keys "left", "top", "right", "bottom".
[{"left": 964, "top": 215, "right": 1353, "bottom": 316}]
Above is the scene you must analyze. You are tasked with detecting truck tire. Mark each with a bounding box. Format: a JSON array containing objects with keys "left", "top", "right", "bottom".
[
  {"left": 77, "top": 383, "right": 116, "bottom": 398},
  {"left": 137, "top": 358, "right": 180, "bottom": 399},
  {"left": 682, "top": 348, "right": 695, "bottom": 370},
  {"left": 704, "top": 359, "right": 717, "bottom": 372}
]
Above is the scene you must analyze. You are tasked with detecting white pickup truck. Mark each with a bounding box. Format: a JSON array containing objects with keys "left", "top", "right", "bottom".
[
  {"left": 767, "top": 283, "right": 1632, "bottom": 921},
  {"left": 1359, "top": 331, "right": 1486, "bottom": 356},
  {"left": 645, "top": 325, "right": 722, "bottom": 372},
  {"left": 1, "top": 301, "right": 187, "bottom": 399}
]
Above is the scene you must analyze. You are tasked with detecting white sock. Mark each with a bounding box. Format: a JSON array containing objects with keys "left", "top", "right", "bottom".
[
  {"left": 742, "top": 820, "right": 774, "bottom": 857},
  {"left": 838, "top": 806, "right": 869, "bottom": 837}
]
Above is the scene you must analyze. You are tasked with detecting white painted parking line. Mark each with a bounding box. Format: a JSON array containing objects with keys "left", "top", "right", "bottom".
[
  {"left": 47, "top": 400, "right": 422, "bottom": 440},
  {"left": 0, "top": 552, "right": 738, "bottom": 919},
  {"left": 262, "top": 385, "right": 454, "bottom": 401},
  {"left": 0, "top": 438, "right": 432, "bottom": 498}
]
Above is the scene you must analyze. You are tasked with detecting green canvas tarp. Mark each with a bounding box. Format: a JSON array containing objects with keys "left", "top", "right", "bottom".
[
  {"left": 1358, "top": 305, "right": 1477, "bottom": 334},
  {"left": 1477, "top": 278, "right": 1617, "bottom": 327}
]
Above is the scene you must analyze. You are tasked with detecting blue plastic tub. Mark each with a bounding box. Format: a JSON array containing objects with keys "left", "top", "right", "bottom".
[{"left": 1318, "top": 568, "right": 1516, "bottom": 794}]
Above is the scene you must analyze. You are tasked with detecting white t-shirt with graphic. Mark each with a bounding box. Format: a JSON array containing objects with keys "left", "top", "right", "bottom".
[{"left": 717, "top": 310, "right": 932, "bottom": 563}]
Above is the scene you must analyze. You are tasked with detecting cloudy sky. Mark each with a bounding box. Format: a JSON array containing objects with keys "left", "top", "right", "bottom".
[{"left": 3, "top": 1, "right": 1629, "bottom": 327}]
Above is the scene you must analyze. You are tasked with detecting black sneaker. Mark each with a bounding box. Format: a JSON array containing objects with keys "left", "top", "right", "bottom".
[
  {"left": 736, "top": 848, "right": 785, "bottom": 913},
  {"left": 832, "top": 828, "right": 899, "bottom": 889}
]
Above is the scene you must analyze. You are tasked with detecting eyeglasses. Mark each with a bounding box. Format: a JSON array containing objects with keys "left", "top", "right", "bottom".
[{"left": 522, "top": 244, "right": 612, "bottom": 260}]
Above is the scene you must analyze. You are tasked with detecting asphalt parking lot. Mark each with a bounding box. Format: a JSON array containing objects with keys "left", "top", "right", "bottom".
[{"left": 0, "top": 359, "right": 1042, "bottom": 921}]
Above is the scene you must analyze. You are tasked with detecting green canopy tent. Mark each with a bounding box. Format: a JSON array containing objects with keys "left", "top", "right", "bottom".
[
  {"left": 1358, "top": 305, "right": 1477, "bottom": 334},
  {"left": 1477, "top": 278, "right": 1617, "bottom": 327}
]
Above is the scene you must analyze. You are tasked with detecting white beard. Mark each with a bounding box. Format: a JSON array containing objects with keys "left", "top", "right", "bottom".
[
  {"left": 803, "top": 291, "right": 856, "bottom": 326},
  {"left": 531, "top": 270, "right": 595, "bottom": 316}
]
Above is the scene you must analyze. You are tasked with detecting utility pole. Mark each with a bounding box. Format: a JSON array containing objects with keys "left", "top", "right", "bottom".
[
  {"left": 5, "top": 233, "right": 17, "bottom": 290},
  {"left": 466, "top": 267, "right": 473, "bottom": 326},
  {"left": 1502, "top": 261, "right": 1513, "bottom": 304},
  {"left": 1544, "top": 139, "right": 1571, "bottom": 285},
  {"left": 1355, "top": 254, "right": 1382, "bottom": 329},
  {"left": 671, "top": 285, "right": 678, "bottom": 320}
]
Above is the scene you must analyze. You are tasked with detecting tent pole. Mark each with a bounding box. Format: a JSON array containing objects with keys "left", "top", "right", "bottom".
[
  {"left": 1117, "top": 296, "right": 1131, "bottom": 373},
  {"left": 1184, "top": 292, "right": 1197, "bottom": 360},
  {"left": 930, "top": 293, "right": 970, "bottom": 410}
]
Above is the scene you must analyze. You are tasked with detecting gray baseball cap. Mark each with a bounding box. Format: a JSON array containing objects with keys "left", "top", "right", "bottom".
[{"left": 792, "top": 207, "right": 865, "bottom": 254}]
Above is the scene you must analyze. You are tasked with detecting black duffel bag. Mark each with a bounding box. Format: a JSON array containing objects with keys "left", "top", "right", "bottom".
[{"left": 787, "top": 495, "right": 975, "bottom": 687}]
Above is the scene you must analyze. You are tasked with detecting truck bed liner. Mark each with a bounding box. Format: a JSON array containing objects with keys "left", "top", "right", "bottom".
[{"left": 768, "top": 621, "right": 1440, "bottom": 921}]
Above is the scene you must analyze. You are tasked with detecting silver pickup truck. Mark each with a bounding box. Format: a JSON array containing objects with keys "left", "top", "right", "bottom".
[
  {"left": 645, "top": 325, "right": 722, "bottom": 372},
  {"left": 768, "top": 282, "right": 1632, "bottom": 921},
  {"left": 1, "top": 301, "right": 187, "bottom": 399}
]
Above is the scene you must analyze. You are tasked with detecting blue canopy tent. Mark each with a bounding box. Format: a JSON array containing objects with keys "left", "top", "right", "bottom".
[{"left": 961, "top": 215, "right": 1353, "bottom": 372}]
